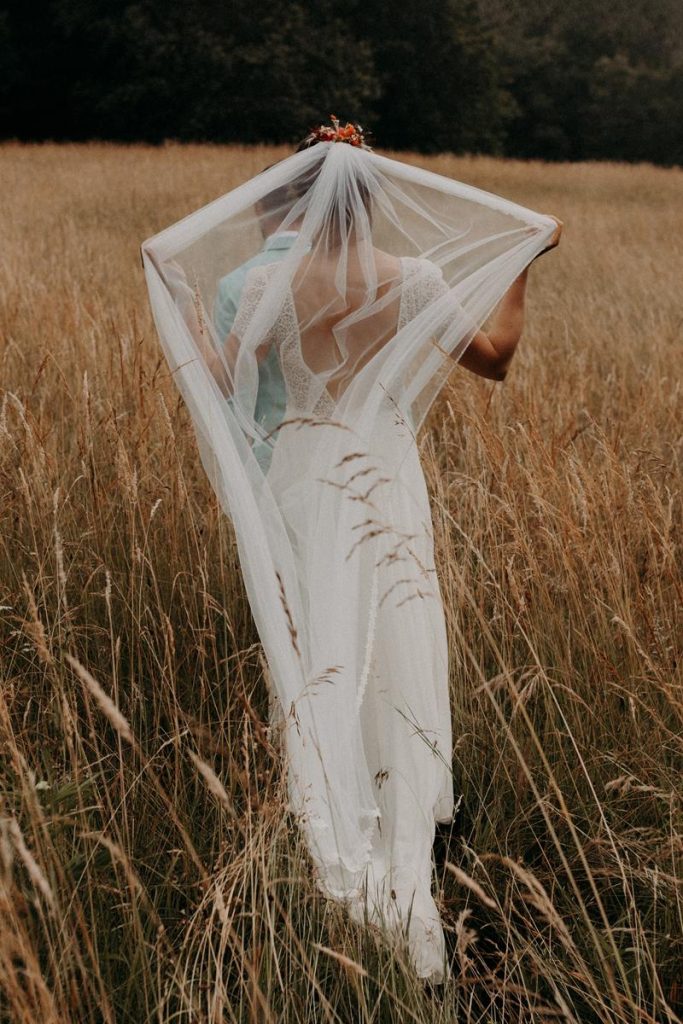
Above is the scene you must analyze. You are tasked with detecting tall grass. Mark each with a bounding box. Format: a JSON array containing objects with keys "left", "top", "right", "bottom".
[{"left": 0, "top": 141, "right": 681, "bottom": 1023}]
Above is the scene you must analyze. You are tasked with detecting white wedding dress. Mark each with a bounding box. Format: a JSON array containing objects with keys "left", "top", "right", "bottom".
[
  {"left": 235, "top": 254, "right": 455, "bottom": 980},
  {"left": 141, "top": 138, "right": 557, "bottom": 984}
]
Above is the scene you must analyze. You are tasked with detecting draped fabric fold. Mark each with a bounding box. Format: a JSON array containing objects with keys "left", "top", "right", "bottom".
[{"left": 141, "top": 141, "right": 556, "bottom": 981}]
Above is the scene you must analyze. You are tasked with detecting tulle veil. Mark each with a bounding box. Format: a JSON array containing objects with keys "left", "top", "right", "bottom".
[{"left": 141, "top": 135, "right": 556, "bottom": 979}]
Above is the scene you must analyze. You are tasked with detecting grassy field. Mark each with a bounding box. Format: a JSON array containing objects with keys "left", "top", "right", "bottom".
[{"left": 0, "top": 142, "right": 681, "bottom": 1023}]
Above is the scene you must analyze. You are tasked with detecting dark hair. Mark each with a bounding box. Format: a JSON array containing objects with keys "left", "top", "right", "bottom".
[
  {"left": 296, "top": 135, "right": 317, "bottom": 153},
  {"left": 256, "top": 135, "right": 374, "bottom": 246},
  {"left": 254, "top": 161, "right": 312, "bottom": 232}
]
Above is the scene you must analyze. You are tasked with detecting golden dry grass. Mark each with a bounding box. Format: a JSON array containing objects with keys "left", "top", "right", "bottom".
[{"left": 0, "top": 141, "right": 681, "bottom": 1023}]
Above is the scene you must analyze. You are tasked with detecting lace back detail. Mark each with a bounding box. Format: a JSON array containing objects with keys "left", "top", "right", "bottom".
[
  {"left": 233, "top": 257, "right": 449, "bottom": 419},
  {"left": 398, "top": 257, "right": 449, "bottom": 329},
  {"left": 232, "top": 265, "right": 276, "bottom": 340}
]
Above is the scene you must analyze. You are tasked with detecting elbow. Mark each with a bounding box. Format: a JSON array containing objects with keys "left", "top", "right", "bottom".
[
  {"left": 490, "top": 358, "right": 510, "bottom": 382},
  {"left": 213, "top": 361, "right": 233, "bottom": 399}
]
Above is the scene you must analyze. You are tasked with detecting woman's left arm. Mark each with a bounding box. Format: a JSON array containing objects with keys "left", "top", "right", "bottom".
[{"left": 456, "top": 215, "right": 563, "bottom": 381}]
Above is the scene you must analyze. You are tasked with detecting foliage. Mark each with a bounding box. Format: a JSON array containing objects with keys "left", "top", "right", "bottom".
[{"left": 1, "top": 0, "right": 682, "bottom": 163}]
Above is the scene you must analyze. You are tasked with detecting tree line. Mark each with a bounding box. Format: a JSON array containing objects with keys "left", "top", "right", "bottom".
[{"left": 1, "top": 0, "right": 682, "bottom": 165}]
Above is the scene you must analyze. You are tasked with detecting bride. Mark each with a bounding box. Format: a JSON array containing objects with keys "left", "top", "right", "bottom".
[{"left": 141, "top": 118, "right": 562, "bottom": 983}]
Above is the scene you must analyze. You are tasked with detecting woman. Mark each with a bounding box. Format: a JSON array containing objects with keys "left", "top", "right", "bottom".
[{"left": 141, "top": 119, "right": 562, "bottom": 983}]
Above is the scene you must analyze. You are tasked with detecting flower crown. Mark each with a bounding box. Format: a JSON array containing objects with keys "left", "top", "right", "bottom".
[{"left": 304, "top": 115, "right": 373, "bottom": 150}]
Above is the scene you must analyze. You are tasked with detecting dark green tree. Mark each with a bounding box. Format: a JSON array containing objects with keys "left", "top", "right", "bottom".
[
  {"left": 0, "top": 0, "right": 380, "bottom": 143},
  {"left": 1, "top": 0, "right": 682, "bottom": 165},
  {"left": 356, "top": 0, "right": 505, "bottom": 153},
  {"left": 478, "top": 0, "right": 683, "bottom": 164}
]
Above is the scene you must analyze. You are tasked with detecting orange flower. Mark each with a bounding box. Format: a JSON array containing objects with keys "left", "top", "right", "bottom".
[{"left": 308, "top": 116, "right": 371, "bottom": 150}]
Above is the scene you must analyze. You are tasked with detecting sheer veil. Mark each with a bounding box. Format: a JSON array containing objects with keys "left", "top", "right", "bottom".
[{"left": 141, "top": 134, "right": 556, "bottom": 980}]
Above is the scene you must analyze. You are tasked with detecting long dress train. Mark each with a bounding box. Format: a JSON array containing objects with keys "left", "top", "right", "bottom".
[{"left": 246, "top": 255, "right": 455, "bottom": 981}]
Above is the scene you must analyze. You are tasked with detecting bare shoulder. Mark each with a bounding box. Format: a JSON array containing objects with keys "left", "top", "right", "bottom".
[{"left": 372, "top": 248, "right": 403, "bottom": 277}]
